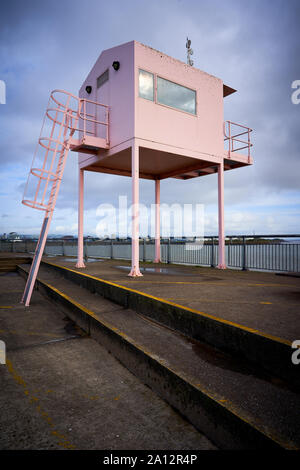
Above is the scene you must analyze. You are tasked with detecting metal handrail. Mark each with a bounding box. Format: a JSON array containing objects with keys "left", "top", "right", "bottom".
[
  {"left": 78, "top": 97, "right": 109, "bottom": 143},
  {"left": 46, "top": 92, "right": 110, "bottom": 140},
  {"left": 22, "top": 90, "right": 110, "bottom": 213},
  {"left": 224, "top": 120, "right": 253, "bottom": 162}
]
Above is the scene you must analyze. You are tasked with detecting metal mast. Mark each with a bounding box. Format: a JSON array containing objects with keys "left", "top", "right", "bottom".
[{"left": 186, "top": 37, "right": 194, "bottom": 66}]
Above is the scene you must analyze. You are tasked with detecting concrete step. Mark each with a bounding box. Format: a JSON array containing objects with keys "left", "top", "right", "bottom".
[
  {"left": 18, "top": 262, "right": 300, "bottom": 450},
  {"left": 0, "top": 257, "right": 31, "bottom": 272},
  {"left": 37, "top": 259, "right": 299, "bottom": 390},
  {"left": 0, "top": 272, "right": 216, "bottom": 450}
]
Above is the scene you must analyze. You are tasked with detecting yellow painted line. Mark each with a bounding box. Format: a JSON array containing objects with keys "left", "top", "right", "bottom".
[
  {"left": 42, "top": 261, "right": 293, "bottom": 347},
  {"left": 32, "top": 273, "right": 298, "bottom": 450},
  {"left": 117, "top": 279, "right": 230, "bottom": 285},
  {"left": 104, "top": 279, "right": 300, "bottom": 289},
  {"left": 163, "top": 299, "right": 274, "bottom": 305},
  {"left": 253, "top": 283, "right": 300, "bottom": 288},
  {"left": 0, "top": 306, "right": 12, "bottom": 309},
  {"left": 0, "top": 328, "right": 61, "bottom": 338},
  {"left": 27, "top": 388, "right": 114, "bottom": 403},
  {"left": 43, "top": 281, "right": 101, "bottom": 322},
  {"left": 6, "top": 359, "right": 75, "bottom": 449}
]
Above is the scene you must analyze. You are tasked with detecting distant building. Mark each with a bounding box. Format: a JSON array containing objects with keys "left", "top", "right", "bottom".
[{"left": 7, "top": 232, "right": 22, "bottom": 241}]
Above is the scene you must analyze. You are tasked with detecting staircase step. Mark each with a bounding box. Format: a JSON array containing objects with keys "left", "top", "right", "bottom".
[
  {"left": 38, "top": 260, "right": 299, "bottom": 389},
  {"left": 18, "top": 262, "right": 300, "bottom": 450},
  {"left": 0, "top": 257, "right": 31, "bottom": 272}
]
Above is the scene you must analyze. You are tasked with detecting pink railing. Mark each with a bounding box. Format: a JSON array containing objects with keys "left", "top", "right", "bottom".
[
  {"left": 79, "top": 98, "right": 109, "bottom": 143},
  {"left": 22, "top": 90, "right": 109, "bottom": 213},
  {"left": 22, "top": 90, "right": 79, "bottom": 212},
  {"left": 46, "top": 90, "right": 110, "bottom": 142},
  {"left": 20, "top": 90, "right": 109, "bottom": 307},
  {"left": 224, "top": 120, "right": 253, "bottom": 162}
]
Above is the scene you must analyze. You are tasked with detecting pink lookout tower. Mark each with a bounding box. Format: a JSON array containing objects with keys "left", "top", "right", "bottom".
[{"left": 21, "top": 40, "right": 253, "bottom": 306}]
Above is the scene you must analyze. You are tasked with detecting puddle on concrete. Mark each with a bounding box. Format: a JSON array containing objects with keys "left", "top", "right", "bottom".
[
  {"left": 115, "top": 265, "right": 196, "bottom": 276},
  {"left": 187, "top": 335, "right": 293, "bottom": 391},
  {"left": 137, "top": 310, "right": 296, "bottom": 391},
  {"left": 86, "top": 258, "right": 104, "bottom": 263},
  {"left": 115, "top": 265, "right": 219, "bottom": 278},
  {"left": 138, "top": 312, "right": 259, "bottom": 378},
  {"left": 63, "top": 317, "right": 87, "bottom": 337},
  {"left": 62, "top": 257, "right": 104, "bottom": 263}
]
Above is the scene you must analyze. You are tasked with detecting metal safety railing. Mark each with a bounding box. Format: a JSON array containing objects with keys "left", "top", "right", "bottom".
[
  {"left": 80, "top": 98, "right": 109, "bottom": 143},
  {"left": 22, "top": 90, "right": 79, "bottom": 212},
  {"left": 3, "top": 235, "right": 299, "bottom": 273},
  {"left": 20, "top": 89, "right": 109, "bottom": 306},
  {"left": 224, "top": 120, "right": 253, "bottom": 162},
  {"left": 22, "top": 90, "right": 109, "bottom": 213}
]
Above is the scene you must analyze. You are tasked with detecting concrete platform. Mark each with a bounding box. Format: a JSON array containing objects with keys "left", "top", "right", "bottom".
[
  {"left": 16, "top": 260, "right": 300, "bottom": 449},
  {"left": 0, "top": 272, "right": 215, "bottom": 450},
  {"left": 45, "top": 256, "right": 300, "bottom": 342}
]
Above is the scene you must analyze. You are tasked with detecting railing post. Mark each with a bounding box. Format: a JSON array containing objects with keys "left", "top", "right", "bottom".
[
  {"left": 228, "top": 237, "right": 231, "bottom": 266},
  {"left": 62, "top": 240, "right": 65, "bottom": 256},
  {"left": 211, "top": 237, "right": 215, "bottom": 268},
  {"left": 242, "top": 236, "right": 247, "bottom": 271},
  {"left": 106, "top": 107, "right": 109, "bottom": 144},
  {"left": 111, "top": 239, "right": 113, "bottom": 260},
  {"left": 248, "top": 129, "right": 250, "bottom": 163},
  {"left": 143, "top": 238, "right": 146, "bottom": 262},
  {"left": 84, "top": 239, "right": 88, "bottom": 262},
  {"left": 167, "top": 238, "right": 171, "bottom": 264},
  {"left": 83, "top": 100, "right": 86, "bottom": 138},
  {"left": 228, "top": 122, "right": 231, "bottom": 159}
]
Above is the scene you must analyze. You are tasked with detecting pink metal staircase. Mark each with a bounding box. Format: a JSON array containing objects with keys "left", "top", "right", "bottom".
[{"left": 21, "top": 90, "right": 109, "bottom": 306}]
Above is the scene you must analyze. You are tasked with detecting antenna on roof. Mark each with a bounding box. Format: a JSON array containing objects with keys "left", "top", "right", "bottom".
[{"left": 186, "top": 37, "right": 194, "bottom": 66}]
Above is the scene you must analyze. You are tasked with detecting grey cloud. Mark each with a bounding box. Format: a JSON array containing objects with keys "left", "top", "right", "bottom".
[{"left": 0, "top": 0, "right": 299, "bottom": 235}]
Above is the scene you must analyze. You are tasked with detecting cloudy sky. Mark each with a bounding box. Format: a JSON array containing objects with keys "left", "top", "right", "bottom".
[{"left": 0, "top": 0, "right": 299, "bottom": 237}]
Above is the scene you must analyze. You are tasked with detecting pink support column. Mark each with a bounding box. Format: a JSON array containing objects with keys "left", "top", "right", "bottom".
[
  {"left": 76, "top": 168, "right": 85, "bottom": 268},
  {"left": 217, "top": 159, "right": 226, "bottom": 269},
  {"left": 22, "top": 211, "right": 53, "bottom": 306},
  {"left": 154, "top": 179, "right": 161, "bottom": 263},
  {"left": 129, "top": 142, "right": 142, "bottom": 277}
]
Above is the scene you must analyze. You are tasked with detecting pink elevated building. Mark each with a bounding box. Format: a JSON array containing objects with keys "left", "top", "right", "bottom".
[
  {"left": 73, "top": 40, "right": 253, "bottom": 275},
  {"left": 21, "top": 40, "right": 253, "bottom": 305}
]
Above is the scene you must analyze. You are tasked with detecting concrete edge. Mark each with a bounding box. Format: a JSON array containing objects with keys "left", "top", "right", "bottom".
[
  {"left": 17, "top": 264, "right": 297, "bottom": 450},
  {"left": 40, "top": 260, "right": 299, "bottom": 389},
  {"left": 0, "top": 257, "right": 31, "bottom": 272}
]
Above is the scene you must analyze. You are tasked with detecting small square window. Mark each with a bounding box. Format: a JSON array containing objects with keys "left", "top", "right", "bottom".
[{"left": 139, "top": 69, "right": 154, "bottom": 101}]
